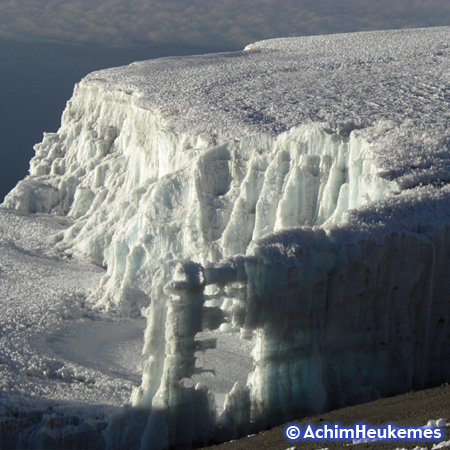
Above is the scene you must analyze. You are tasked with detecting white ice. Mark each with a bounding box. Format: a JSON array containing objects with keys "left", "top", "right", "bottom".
[{"left": 1, "top": 26, "right": 450, "bottom": 449}]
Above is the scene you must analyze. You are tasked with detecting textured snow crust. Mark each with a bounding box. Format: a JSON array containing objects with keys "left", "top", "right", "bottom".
[
  {"left": 2, "top": 26, "right": 450, "bottom": 449},
  {"left": 0, "top": 209, "right": 146, "bottom": 448}
]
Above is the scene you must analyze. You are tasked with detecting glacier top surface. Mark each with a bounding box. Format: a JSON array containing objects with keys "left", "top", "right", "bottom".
[{"left": 82, "top": 27, "right": 450, "bottom": 138}]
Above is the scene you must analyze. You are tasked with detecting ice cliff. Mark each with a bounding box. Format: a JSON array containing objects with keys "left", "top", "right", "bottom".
[{"left": 3, "top": 26, "right": 450, "bottom": 448}]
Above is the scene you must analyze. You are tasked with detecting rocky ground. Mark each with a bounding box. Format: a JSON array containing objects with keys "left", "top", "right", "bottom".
[{"left": 200, "top": 384, "right": 450, "bottom": 450}]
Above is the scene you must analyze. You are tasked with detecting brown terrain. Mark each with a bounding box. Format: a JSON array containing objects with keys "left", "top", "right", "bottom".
[{"left": 200, "top": 384, "right": 450, "bottom": 450}]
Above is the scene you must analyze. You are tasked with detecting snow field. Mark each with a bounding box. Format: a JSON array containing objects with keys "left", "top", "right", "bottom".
[{"left": 0, "top": 209, "right": 146, "bottom": 448}]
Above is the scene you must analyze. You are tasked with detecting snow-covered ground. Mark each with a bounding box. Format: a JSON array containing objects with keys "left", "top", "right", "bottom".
[
  {"left": 0, "top": 208, "right": 145, "bottom": 405},
  {"left": 0, "top": 209, "right": 148, "bottom": 447},
  {"left": 1, "top": 26, "right": 450, "bottom": 449}
]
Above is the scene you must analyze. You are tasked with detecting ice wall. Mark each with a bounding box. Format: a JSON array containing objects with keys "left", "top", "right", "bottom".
[
  {"left": 2, "top": 81, "right": 393, "bottom": 316},
  {"left": 129, "top": 187, "right": 450, "bottom": 448}
]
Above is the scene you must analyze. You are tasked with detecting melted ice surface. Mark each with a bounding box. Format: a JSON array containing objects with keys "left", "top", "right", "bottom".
[{"left": 0, "top": 209, "right": 146, "bottom": 447}]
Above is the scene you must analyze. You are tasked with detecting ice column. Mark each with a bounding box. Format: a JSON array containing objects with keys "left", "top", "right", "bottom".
[{"left": 133, "top": 261, "right": 224, "bottom": 449}]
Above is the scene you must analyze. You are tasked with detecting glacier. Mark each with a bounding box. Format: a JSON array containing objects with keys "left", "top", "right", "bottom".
[{"left": 2, "top": 26, "right": 450, "bottom": 449}]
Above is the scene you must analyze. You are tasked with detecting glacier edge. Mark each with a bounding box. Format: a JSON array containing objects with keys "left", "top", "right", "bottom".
[
  {"left": 3, "top": 76, "right": 395, "bottom": 316},
  {"left": 2, "top": 26, "right": 450, "bottom": 449}
]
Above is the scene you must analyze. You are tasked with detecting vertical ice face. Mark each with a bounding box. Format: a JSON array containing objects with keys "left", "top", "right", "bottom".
[
  {"left": 2, "top": 84, "right": 380, "bottom": 317},
  {"left": 130, "top": 197, "right": 450, "bottom": 448},
  {"left": 3, "top": 94, "right": 394, "bottom": 317}
]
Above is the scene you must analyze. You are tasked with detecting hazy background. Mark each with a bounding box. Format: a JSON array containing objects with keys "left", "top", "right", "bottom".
[{"left": 1, "top": 0, "right": 450, "bottom": 201}]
